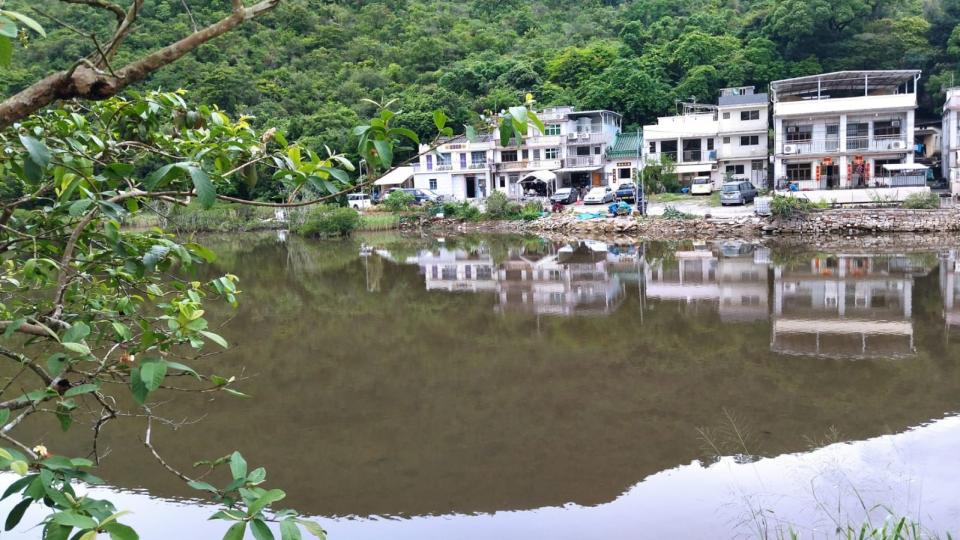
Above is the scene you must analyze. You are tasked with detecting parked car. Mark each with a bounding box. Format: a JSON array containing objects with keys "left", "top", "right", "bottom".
[
  {"left": 389, "top": 187, "right": 441, "bottom": 204},
  {"left": 720, "top": 181, "right": 758, "bottom": 206},
  {"left": 550, "top": 188, "right": 578, "bottom": 205},
  {"left": 347, "top": 193, "right": 372, "bottom": 210},
  {"left": 615, "top": 183, "right": 637, "bottom": 202},
  {"left": 583, "top": 186, "right": 615, "bottom": 205},
  {"left": 690, "top": 176, "right": 714, "bottom": 195}
]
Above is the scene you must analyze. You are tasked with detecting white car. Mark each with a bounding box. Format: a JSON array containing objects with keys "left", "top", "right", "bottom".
[
  {"left": 583, "top": 186, "right": 615, "bottom": 205},
  {"left": 690, "top": 176, "right": 714, "bottom": 195},
  {"left": 347, "top": 193, "right": 372, "bottom": 210}
]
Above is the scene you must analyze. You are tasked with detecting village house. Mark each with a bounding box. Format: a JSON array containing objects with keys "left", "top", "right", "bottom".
[
  {"left": 941, "top": 87, "right": 960, "bottom": 195},
  {"left": 771, "top": 70, "right": 928, "bottom": 204},
  {"left": 642, "top": 101, "right": 718, "bottom": 186},
  {"left": 410, "top": 136, "right": 495, "bottom": 200},
  {"left": 604, "top": 131, "right": 643, "bottom": 189},
  {"left": 716, "top": 86, "right": 769, "bottom": 187}
]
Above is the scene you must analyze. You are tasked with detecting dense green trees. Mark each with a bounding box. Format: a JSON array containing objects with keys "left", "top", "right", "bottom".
[{"left": 4, "top": 0, "right": 960, "bottom": 164}]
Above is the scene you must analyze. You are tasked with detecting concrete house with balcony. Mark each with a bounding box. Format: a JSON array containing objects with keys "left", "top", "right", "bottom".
[
  {"left": 716, "top": 86, "right": 769, "bottom": 187},
  {"left": 411, "top": 136, "right": 495, "bottom": 200},
  {"left": 492, "top": 107, "right": 622, "bottom": 197},
  {"left": 941, "top": 88, "right": 960, "bottom": 195},
  {"left": 772, "top": 70, "right": 929, "bottom": 204},
  {"left": 642, "top": 102, "right": 719, "bottom": 185}
]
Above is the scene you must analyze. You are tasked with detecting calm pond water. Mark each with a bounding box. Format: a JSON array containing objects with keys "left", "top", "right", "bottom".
[{"left": 6, "top": 232, "right": 960, "bottom": 538}]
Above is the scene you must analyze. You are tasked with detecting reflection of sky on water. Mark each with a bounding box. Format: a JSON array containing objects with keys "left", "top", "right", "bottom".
[
  {"left": 3, "top": 414, "right": 958, "bottom": 539},
  {"left": 378, "top": 239, "right": 957, "bottom": 360}
]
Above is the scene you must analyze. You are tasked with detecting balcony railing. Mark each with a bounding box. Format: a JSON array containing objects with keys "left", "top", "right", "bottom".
[
  {"left": 564, "top": 132, "right": 608, "bottom": 145},
  {"left": 467, "top": 161, "right": 488, "bottom": 170},
  {"left": 563, "top": 156, "right": 602, "bottom": 168},
  {"left": 436, "top": 163, "right": 454, "bottom": 172},
  {"left": 780, "top": 137, "right": 908, "bottom": 155},
  {"left": 679, "top": 149, "right": 717, "bottom": 163},
  {"left": 494, "top": 160, "right": 560, "bottom": 171},
  {"left": 776, "top": 175, "right": 926, "bottom": 190}
]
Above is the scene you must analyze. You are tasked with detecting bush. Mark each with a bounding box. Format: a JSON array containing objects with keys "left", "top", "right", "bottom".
[
  {"left": 902, "top": 192, "right": 940, "bottom": 209},
  {"left": 294, "top": 205, "right": 360, "bottom": 237},
  {"left": 520, "top": 201, "right": 543, "bottom": 221},
  {"left": 485, "top": 191, "right": 511, "bottom": 217},
  {"left": 770, "top": 194, "right": 816, "bottom": 218},
  {"left": 383, "top": 190, "right": 415, "bottom": 212},
  {"left": 662, "top": 206, "right": 695, "bottom": 220}
]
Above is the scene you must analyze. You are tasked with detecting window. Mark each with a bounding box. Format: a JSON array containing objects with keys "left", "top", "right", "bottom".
[
  {"left": 593, "top": 146, "right": 602, "bottom": 155},
  {"left": 576, "top": 146, "right": 591, "bottom": 156},
  {"left": 499, "top": 176, "right": 506, "bottom": 188},
  {"left": 726, "top": 165, "right": 745, "bottom": 175},
  {"left": 618, "top": 167, "right": 632, "bottom": 179},
  {"left": 429, "top": 178, "right": 437, "bottom": 190},
  {"left": 661, "top": 140, "right": 678, "bottom": 159},
  {"left": 425, "top": 154, "right": 433, "bottom": 171},
  {"left": 723, "top": 137, "right": 731, "bottom": 144},
  {"left": 751, "top": 159, "right": 766, "bottom": 171},
  {"left": 545, "top": 124, "right": 561, "bottom": 136},
  {"left": 741, "top": 110, "right": 761, "bottom": 121},
  {"left": 465, "top": 266, "right": 472, "bottom": 280},
  {"left": 723, "top": 112, "right": 731, "bottom": 120},
  {"left": 847, "top": 122, "right": 869, "bottom": 150},
  {"left": 649, "top": 142, "right": 656, "bottom": 154},
  {"left": 477, "top": 266, "right": 492, "bottom": 280},
  {"left": 785, "top": 124, "right": 813, "bottom": 142},
  {"left": 459, "top": 153, "right": 467, "bottom": 169},
  {"left": 786, "top": 163, "right": 812, "bottom": 180},
  {"left": 439, "top": 153, "right": 451, "bottom": 166},
  {"left": 533, "top": 149, "right": 541, "bottom": 160},
  {"left": 874, "top": 120, "right": 902, "bottom": 138},
  {"left": 545, "top": 148, "right": 559, "bottom": 160},
  {"left": 521, "top": 149, "right": 529, "bottom": 160},
  {"left": 740, "top": 135, "right": 759, "bottom": 146},
  {"left": 471, "top": 151, "right": 486, "bottom": 165},
  {"left": 707, "top": 139, "right": 715, "bottom": 151},
  {"left": 501, "top": 150, "right": 517, "bottom": 162}
]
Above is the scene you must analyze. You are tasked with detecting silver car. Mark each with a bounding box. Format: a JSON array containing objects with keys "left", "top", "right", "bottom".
[{"left": 720, "top": 181, "right": 758, "bottom": 206}]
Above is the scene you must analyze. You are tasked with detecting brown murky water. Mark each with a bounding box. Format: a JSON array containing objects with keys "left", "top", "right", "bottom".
[{"left": 10, "top": 233, "right": 960, "bottom": 538}]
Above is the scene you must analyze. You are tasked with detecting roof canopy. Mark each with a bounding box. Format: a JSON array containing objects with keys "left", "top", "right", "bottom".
[
  {"left": 882, "top": 163, "right": 928, "bottom": 171},
  {"left": 608, "top": 132, "right": 642, "bottom": 158},
  {"left": 373, "top": 166, "right": 414, "bottom": 186},
  {"left": 770, "top": 70, "right": 921, "bottom": 101},
  {"left": 520, "top": 170, "right": 557, "bottom": 184}
]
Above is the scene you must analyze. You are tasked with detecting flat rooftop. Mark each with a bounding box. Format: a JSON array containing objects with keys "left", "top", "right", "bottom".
[
  {"left": 770, "top": 70, "right": 921, "bottom": 102},
  {"left": 718, "top": 93, "right": 769, "bottom": 106}
]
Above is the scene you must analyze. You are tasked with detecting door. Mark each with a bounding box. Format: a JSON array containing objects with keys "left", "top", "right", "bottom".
[
  {"left": 466, "top": 177, "right": 477, "bottom": 199},
  {"left": 592, "top": 172, "right": 602, "bottom": 187}
]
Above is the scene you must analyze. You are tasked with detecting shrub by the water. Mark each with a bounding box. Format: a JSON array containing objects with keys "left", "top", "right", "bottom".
[
  {"left": 295, "top": 205, "right": 360, "bottom": 237},
  {"left": 770, "top": 195, "right": 816, "bottom": 218},
  {"left": 485, "top": 191, "right": 511, "bottom": 217},
  {"left": 902, "top": 192, "right": 940, "bottom": 210},
  {"left": 383, "top": 190, "right": 415, "bottom": 212}
]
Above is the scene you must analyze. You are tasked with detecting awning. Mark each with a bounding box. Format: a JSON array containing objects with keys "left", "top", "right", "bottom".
[
  {"left": 520, "top": 170, "right": 557, "bottom": 183},
  {"left": 675, "top": 164, "right": 714, "bottom": 174},
  {"left": 554, "top": 166, "right": 601, "bottom": 173},
  {"left": 882, "top": 163, "right": 928, "bottom": 171},
  {"left": 373, "top": 166, "right": 414, "bottom": 186}
]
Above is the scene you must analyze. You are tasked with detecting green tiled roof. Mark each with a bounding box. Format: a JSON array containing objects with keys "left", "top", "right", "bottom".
[{"left": 608, "top": 131, "right": 642, "bottom": 158}]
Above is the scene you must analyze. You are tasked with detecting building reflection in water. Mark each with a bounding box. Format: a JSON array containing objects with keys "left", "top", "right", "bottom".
[{"left": 377, "top": 240, "right": 955, "bottom": 359}]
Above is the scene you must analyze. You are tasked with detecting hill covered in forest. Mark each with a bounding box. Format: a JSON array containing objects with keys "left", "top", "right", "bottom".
[{"left": 4, "top": 0, "right": 960, "bottom": 154}]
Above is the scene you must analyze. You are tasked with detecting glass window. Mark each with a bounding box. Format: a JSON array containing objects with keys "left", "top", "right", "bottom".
[
  {"left": 707, "top": 138, "right": 715, "bottom": 150},
  {"left": 459, "top": 153, "right": 467, "bottom": 169},
  {"left": 786, "top": 163, "right": 812, "bottom": 180},
  {"left": 751, "top": 159, "right": 766, "bottom": 171},
  {"left": 723, "top": 137, "right": 731, "bottom": 144},
  {"left": 499, "top": 176, "right": 506, "bottom": 188},
  {"left": 723, "top": 112, "right": 731, "bottom": 120},
  {"left": 501, "top": 150, "right": 517, "bottom": 162},
  {"left": 785, "top": 124, "right": 813, "bottom": 142},
  {"left": 874, "top": 120, "right": 902, "bottom": 138},
  {"left": 726, "top": 165, "right": 745, "bottom": 175},
  {"left": 740, "top": 135, "right": 759, "bottom": 146},
  {"left": 533, "top": 149, "right": 541, "bottom": 160},
  {"left": 661, "top": 140, "right": 678, "bottom": 158},
  {"left": 545, "top": 124, "right": 561, "bottom": 136},
  {"left": 618, "top": 168, "right": 632, "bottom": 179},
  {"left": 545, "top": 148, "right": 559, "bottom": 160},
  {"left": 521, "top": 149, "right": 529, "bottom": 160},
  {"left": 593, "top": 146, "right": 602, "bottom": 155},
  {"left": 429, "top": 178, "right": 437, "bottom": 190},
  {"left": 426, "top": 154, "right": 433, "bottom": 171},
  {"left": 471, "top": 151, "right": 486, "bottom": 165},
  {"left": 648, "top": 142, "right": 656, "bottom": 154},
  {"left": 741, "top": 110, "right": 760, "bottom": 121}
]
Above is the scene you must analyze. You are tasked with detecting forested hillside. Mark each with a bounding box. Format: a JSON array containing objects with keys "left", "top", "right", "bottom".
[{"left": 5, "top": 0, "right": 960, "bottom": 154}]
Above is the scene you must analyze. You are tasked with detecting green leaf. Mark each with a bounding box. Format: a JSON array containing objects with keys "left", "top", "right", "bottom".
[
  {"left": 210, "top": 510, "right": 244, "bottom": 521},
  {"left": 3, "top": 318, "right": 25, "bottom": 339},
  {"left": 280, "top": 519, "right": 302, "bottom": 540},
  {"left": 249, "top": 489, "right": 285, "bottom": 516},
  {"left": 62, "top": 321, "right": 90, "bottom": 344},
  {"left": 62, "top": 342, "right": 90, "bottom": 356},
  {"left": 5, "top": 497, "right": 31, "bottom": 531},
  {"left": 163, "top": 361, "right": 198, "bottom": 379},
  {"left": 63, "top": 383, "right": 100, "bottom": 398},
  {"left": 200, "top": 330, "right": 229, "bottom": 349},
  {"left": 0, "top": 448, "right": 11, "bottom": 461},
  {"left": 68, "top": 199, "right": 94, "bottom": 217},
  {"left": 144, "top": 163, "right": 181, "bottom": 190},
  {"left": 526, "top": 109, "right": 546, "bottom": 134},
  {"left": 0, "top": 36, "right": 11, "bottom": 67},
  {"left": 1, "top": 474, "right": 35, "bottom": 501},
  {"left": 129, "top": 367, "right": 149, "bottom": 405},
  {"left": 110, "top": 322, "right": 132, "bottom": 341},
  {"left": 1, "top": 10, "right": 45, "bottom": 36},
  {"left": 0, "top": 17, "right": 17, "bottom": 38},
  {"left": 0, "top": 409, "right": 9, "bottom": 427},
  {"left": 78, "top": 530, "right": 98, "bottom": 540},
  {"left": 139, "top": 362, "right": 167, "bottom": 392},
  {"left": 387, "top": 127, "right": 420, "bottom": 145},
  {"left": 246, "top": 467, "right": 266, "bottom": 485},
  {"left": 250, "top": 519, "right": 275, "bottom": 540},
  {"left": 43, "top": 523, "right": 72, "bottom": 540},
  {"left": 104, "top": 522, "right": 139, "bottom": 540},
  {"left": 229, "top": 451, "right": 247, "bottom": 481},
  {"left": 372, "top": 139, "right": 392, "bottom": 169},
  {"left": 50, "top": 511, "right": 97, "bottom": 529},
  {"left": 432, "top": 110, "right": 447, "bottom": 131},
  {"left": 19, "top": 134, "right": 51, "bottom": 168},
  {"left": 189, "top": 166, "right": 216, "bottom": 209},
  {"left": 465, "top": 125, "right": 478, "bottom": 143},
  {"left": 223, "top": 521, "right": 246, "bottom": 540},
  {"left": 317, "top": 166, "right": 349, "bottom": 184},
  {"left": 295, "top": 519, "right": 326, "bottom": 540},
  {"left": 187, "top": 480, "right": 219, "bottom": 494},
  {"left": 186, "top": 243, "right": 217, "bottom": 263},
  {"left": 499, "top": 121, "right": 513, "bottom": 147},
  {"left": 10, "top": 460, "right": 28, "bottom": 476}
]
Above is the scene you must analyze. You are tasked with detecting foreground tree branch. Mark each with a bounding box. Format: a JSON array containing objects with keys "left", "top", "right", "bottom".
[{"left": 0, "top": 0, "right": 282, "bottom": 129}]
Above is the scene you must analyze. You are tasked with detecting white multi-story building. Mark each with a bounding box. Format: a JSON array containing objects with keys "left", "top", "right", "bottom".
[
  {"left": 941, "top": 88, "right": 960, "bottom": 195},
  {"left": 771, "top": 70, "right": 929, "bottom": 203},
  {"left": 642, "top": 103, "right": 718, "bottom": 185},
  {"left": 412, "top": 136, "right": 495, "bottom": 200},
  {"left": 716, "top": 86, "right": 769, "bottom": 187}
]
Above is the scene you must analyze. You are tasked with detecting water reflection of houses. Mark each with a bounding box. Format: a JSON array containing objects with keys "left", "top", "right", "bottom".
[
  {"left": 417, "top": 247, "right": 498, "bottom": 293},
  {"left": 940, "top": 250, "right": 960, "bottom": 328},
  {"left": 771, "top": 255, "right": 927, "bottom": 358},
  {"left": 643, "top": 242, "right": 770, "bottom": 322}
]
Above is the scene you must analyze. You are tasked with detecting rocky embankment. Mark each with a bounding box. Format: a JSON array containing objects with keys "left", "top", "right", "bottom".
[
  {"left": 767, "top": 208, "right": 960, "bottom": 235},
  {"left": 524, "top": 214, "right": 762, "bottom": 239}
]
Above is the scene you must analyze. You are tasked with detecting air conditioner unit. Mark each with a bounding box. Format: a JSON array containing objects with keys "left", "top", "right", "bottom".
[
  {"left": 783, "top": 144, "right": 799, "bottom": 154},
  {"left": 787, "top": 126, "right": 798, "bottom": 133},
  {"left": 888, "top": 140, "right": 906, "bottom": 150},
  {"left": 567, "top": 133, "right": 578, "bottom": 140},
  {"left": 891, "top": 120, "right": 901, "bottom": 127},
  {"left": 579, "top": 132, "right": 590, "bottom": 140}
]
